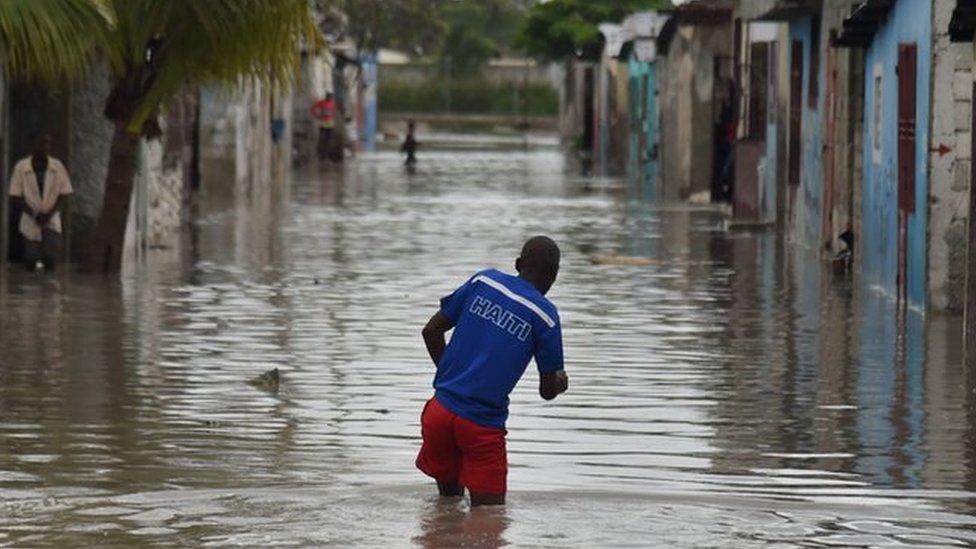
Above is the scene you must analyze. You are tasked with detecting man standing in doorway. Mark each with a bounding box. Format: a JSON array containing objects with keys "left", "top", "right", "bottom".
[
  {"left": 8, "top": 134, "right": 73, "bottom": 271},
  {"left": 310, "top": 92, "right": 336, "bottom": 161}
]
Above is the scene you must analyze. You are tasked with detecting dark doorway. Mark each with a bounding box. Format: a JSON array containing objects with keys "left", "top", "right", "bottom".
[
  {"left": 748, "top": 42, "right": 770, "bottom": 141},
  {"left": 897, "top": 43, "right": 918, "bottom": 306},
  {"left": 788, "top": 40, "right": 804, "bottom": 189},
  {"left": 583, "top": 66, "right": 595, "bottom": 153}
]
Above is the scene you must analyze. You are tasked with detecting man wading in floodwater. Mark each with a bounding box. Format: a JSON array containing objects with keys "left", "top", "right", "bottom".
[
  {"left": 417, "top": 236, "right": 569, "bottom": 506},
  {"left": 8, "top": 134, "right": 73, "bottom": 271}
]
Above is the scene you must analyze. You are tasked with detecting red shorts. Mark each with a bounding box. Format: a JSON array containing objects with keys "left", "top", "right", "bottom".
[{"left": 415, "top": 397, "right": 507, "bottom": 495}]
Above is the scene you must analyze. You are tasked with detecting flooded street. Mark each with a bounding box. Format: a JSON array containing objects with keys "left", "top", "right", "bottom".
[{"left": 3, "top": 142, "right": 976, "bottom": 547}]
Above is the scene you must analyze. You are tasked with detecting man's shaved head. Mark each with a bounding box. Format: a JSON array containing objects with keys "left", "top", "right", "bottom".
[{"left": 516, "top": 236, "right": 560, "bottom": 294}]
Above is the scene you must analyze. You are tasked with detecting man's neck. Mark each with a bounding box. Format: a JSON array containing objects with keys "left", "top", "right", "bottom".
[{"left": 518, "top": 273, "right": 547, "bottom": 294}]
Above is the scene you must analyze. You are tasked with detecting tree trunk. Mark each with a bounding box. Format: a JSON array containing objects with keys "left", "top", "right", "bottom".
[{"left": 87, "top": 122, "right": 140, "bottom": 273}]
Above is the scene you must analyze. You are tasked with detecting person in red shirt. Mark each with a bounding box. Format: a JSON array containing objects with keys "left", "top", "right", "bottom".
[{"left": 310, "top": 93, "right": 336, "bottom": 160}]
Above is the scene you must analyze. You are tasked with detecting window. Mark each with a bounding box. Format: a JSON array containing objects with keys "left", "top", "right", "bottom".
[{"left": 808, "top": 16, "right": 820, "bottom": 109}]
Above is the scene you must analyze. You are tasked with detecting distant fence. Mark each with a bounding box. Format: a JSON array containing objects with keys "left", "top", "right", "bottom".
[{"left": 378, "top": 78, "right": 559, "bottom": 117}]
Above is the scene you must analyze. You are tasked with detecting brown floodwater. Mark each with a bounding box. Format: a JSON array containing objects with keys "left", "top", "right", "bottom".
[{"left": 2, "top": 142, "right": 976, "bottom": 547}]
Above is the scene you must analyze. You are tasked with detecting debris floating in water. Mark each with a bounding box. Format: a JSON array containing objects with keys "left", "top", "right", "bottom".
[
  {"left": 589, "top": 255, "right": 655, "bottom": 267},
  {"left": 248, "top": 368, "right": 280, "bottom": 392}
]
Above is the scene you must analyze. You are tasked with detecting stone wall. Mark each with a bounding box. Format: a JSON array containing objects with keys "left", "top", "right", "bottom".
[
  {"left": 930, "top": 0, "right": 972, "bottom": 312},
  {"left": 660, "top": 24, "right": 733, "bottom": 200}
]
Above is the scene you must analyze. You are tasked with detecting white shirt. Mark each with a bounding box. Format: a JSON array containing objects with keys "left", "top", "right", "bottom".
[{"left": 8, "top": 156, "right": 73, "bottom": 242}]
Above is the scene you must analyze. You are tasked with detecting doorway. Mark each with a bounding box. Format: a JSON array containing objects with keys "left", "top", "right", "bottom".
[
  {"left": 788, "top": 40, "right": 804, "bottom": 231},
  {"left": 896, "top": 43, "right": 917, "bottom": 306}
]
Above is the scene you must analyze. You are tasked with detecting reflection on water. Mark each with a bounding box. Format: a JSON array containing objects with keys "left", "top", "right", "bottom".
[{"left": 2, "top": 145, "right": 976, "bottom": 546}]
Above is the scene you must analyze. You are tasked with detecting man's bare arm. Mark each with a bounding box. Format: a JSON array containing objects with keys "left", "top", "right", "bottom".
[
  {"left": 11, "top": 196, "right": 34, "bottom": 218},
  {"left": 540, "top": 370, "right": 568, "bottom": 401},
  {"left": 421, "top": 311, "right": 454, "bottom": 366}
]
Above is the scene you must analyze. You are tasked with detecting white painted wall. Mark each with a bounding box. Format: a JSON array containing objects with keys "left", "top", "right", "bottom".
[{"left": 929, "top": 0, "right": 972, "bottom": 312}]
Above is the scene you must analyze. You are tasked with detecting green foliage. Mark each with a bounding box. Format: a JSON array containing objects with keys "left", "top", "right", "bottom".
[
  {"left": 516, "top": 0, "right": 671, "bottom": 61},
  {"left": 318, "top": 0, "right": 448, "bottom": 55},
  {"left": 0, "top": 0, "right": 106, "bottom": 84},
  {"left": 102, "top": 0, "right": 321, "bottom": 133},
  {"left": 0, "top": 0, "right": 321, "bottom": 133},
  {"left": 320, "top": 0, "right": 532, "bottom": 76},
  {"left": 438, "top": 2, "right": 498, "bottom": 77},
  {"left": 379, "top": 78, "right": 558, "bottom": 117}
]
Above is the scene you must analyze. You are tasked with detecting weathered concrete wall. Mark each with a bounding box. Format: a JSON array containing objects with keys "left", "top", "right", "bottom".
[
  {"left": 929, "top": 0, "right": 972, "bottom": 313},
  {"left": 789, "top": 16, "right": 824, "bottom": 249},
  {"left": 68, "top": 65, "right": 113, "bottom": 261},
  {"left": 146, "top": 141, "right": 186, "bottom": 247},
  {"left": 559, "top": 59, "right": 593, "bottom": 150},
  {"left": 199, "top": 79, "right": 273, "bottom": 210},
  {"left": 660, "top": 24, "right": 732, "bottom": 200},
  {"left": 822, "top": 0, "right": 864, "bottom": 255},
  {"left": 740, "top": 21, "right": 786, "bottom": 224},
  {"left": 776, "top": 26, "right": 792, "bottom": 229}
]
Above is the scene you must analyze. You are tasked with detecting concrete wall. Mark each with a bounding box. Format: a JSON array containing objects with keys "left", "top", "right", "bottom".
[
  {"left": 199, "top": 79, "right": 272, "bottom": 199},
  {"left": 789, "top": 16, "right": 824, "bottom": 249},
  {"left": 928, "top": 0, "right": 972, "bottom": 313},
  {"left": 823, "top": 0, "right": 864, "bottom": 255},
  {"left": 660, "top": 24, "right": 733, "bottom": 201},
  {"left": 862, "top": 0, "right": 932, "bottom": 308},
  {"left": 742, "top": 21, "right": 787, "bottom": 224},
  {"left": 594, "top": 56, "right": 630, "bottom": 176}
]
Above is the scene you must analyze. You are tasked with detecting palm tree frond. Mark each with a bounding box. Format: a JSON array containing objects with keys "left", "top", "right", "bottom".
[{"left": 0, "top": 0, "right": 106, "bottom": 84}]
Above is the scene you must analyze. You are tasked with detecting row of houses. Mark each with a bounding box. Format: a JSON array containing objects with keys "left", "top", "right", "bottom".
[
  {"left": 561, "top": 0, "right": 976, "bottom": 323},
  {"left": 0, "top": 12, "right": 378, "bottom": 271}
]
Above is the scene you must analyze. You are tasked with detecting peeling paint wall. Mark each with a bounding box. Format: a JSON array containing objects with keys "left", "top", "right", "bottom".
[
  {"left": 660, "top": 24, "right": 732, "bottom": 200},
  {"left": 928, "top": 0, "right": 971, "bottom": 313},
  {"left": 823, "top": 0, "right": 864, "bottom": 256},
  {"left": 199, "top": 79, "right": 273, "bottom": 201},
  {"left": 789, "top": 16, "right": 824, "bottom": 250}
]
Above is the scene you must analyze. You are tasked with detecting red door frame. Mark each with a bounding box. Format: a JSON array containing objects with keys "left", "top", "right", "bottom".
[
  {"left": 896, "top": 43, "right": 917, "bottom": 306},
  {"left": 788, "top": 41, "right": 804, "bottom": 231}
]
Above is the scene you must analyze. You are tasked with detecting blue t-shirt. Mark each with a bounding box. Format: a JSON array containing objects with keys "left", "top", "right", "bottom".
[{"left": 433, "top": 269, "right": 564, "bottom": 429}]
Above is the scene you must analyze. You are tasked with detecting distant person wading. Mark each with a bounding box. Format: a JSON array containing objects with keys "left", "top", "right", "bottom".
[
  {"left": 310, "top": 92, "right": 337, "bottom": 161},
  {"left": 401, "top": 120, "right": 418, "bottom": 166}
]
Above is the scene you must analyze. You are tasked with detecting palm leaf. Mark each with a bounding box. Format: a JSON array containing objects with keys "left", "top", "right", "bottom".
[
  {"left": 102, "top": 0, "right": 322, "bottom": 132},
  {"left": 0, "top": 0, "right": 106, "bottom": 84}
]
